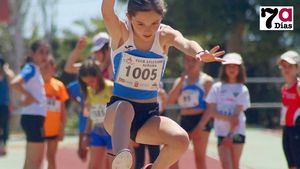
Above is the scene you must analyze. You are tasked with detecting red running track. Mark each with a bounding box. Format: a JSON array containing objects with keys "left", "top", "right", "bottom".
[{"left": 55, "top": 147, "right": 222, "bottom": 169}]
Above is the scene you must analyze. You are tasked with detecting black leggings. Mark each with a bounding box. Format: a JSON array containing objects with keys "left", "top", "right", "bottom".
[
  {"left": 134, "top": 144, "right": 160, "bottom": 169},
  {"left": 283, "top": 126, "right": 300, "bottom": 168},
  {"left": 0, "top": 105, "right": 10, "bottom": 146}
]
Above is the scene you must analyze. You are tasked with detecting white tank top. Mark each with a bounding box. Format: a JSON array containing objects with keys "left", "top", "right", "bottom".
[
  {"left": 111, "top": 21, "right": 168, "bottom": 100},
  {"left": 111, "top": 21, "right": 167, "bottom": 61}
]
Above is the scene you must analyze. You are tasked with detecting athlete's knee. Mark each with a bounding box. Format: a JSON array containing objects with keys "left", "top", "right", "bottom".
[{"left": 172, "top": 132, "right": 189, "bottom": 153}]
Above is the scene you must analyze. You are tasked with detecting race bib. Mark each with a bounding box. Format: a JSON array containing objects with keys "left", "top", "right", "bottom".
[
  {"left": 46, "top": 97, "right": 61, "bottom": 112},
  {"left": 178, "top": 90, "right": 199, "bottom": 108},
  {"left": 116, "top": 53, "right": 165, "bottom": 91},
  {"left": 90, "top": 104, "right": 106, "bottom": 124},
  {"left": 218, "top": 104, "right": 234, "bottom": 116}
]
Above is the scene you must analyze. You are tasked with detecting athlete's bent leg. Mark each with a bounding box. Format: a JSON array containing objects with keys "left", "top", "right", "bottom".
[
  {"left": 104, "top": 101, "right": 135, "bottom": 169},
  {"left": 136, "top": 116, "right": 189, "bottom": 169}
]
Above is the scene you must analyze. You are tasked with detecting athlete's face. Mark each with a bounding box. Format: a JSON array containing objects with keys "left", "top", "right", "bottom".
[
  {"left": 279, "top": 60, "right": 298, "bottom": 79},
  {"left": 184, "top": 56, "right": 201, "bottom": 75},
  {"left": 94, "top": 50, "right": 105, "bottom": 63},
  {"left": 225, "top": 64, "right": 239, "bottom": 81},
  {"left": 81, "top": 76, "right": 98, "bottom": 90},
  {"left": 94, "top": 49, "right": 111, "bottom": 65},
  {"left": 128, "top": 11, "right": 162, "bottom": 42},
  {"left": 32, "top": 45, "right": 49, "bottom": 66}
]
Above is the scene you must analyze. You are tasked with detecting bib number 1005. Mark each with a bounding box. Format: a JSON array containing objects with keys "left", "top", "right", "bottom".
[{"left": 125, "top": 65, "right": 157, "bottom": 80}]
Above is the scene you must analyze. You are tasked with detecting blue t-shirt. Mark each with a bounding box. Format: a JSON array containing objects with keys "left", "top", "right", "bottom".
[
  {"left": 0, "top": 76, "right": 9, "bottom": 105},
  {"left": 67, "top": 81, "right": 84, "bottom": 106},
  {"left": 67, "top": 81, "right": 87, "bottom": 132}
]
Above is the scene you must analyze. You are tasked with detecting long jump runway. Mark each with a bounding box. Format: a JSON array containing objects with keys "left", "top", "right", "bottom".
[{"left": 0, "top": 128, "right": 287, "bottom": 169}]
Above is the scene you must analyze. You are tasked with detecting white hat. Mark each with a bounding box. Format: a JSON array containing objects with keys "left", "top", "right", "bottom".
[
  {"left": 222, "top": 53, "right": 243, "bottom": 65},
  {"left": 279, "top": 50, "right": 300, "bottom": 65},
  {"left": 91, "top": 32, "right": 109, "bottom": 52}
]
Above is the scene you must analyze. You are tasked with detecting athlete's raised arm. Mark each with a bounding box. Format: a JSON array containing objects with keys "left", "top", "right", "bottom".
[
  {"left": 101, "top": 0, "right": 127, "bottom": 49},
  {"left": 162, "top": 26, "right": 225, "bottom": 62}
]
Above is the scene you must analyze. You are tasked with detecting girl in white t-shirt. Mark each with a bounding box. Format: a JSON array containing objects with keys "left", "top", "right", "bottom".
[
  {"left": 200, "top": 53, "right": 250, "bottom": 169},
  {"left": 11, "top": 40, "right": 49, "bottom": 169}
]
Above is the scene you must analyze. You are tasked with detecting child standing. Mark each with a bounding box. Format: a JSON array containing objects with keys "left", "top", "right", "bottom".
[
  {"left": 277, "top": 51, "right": 300, "bottom": 169},
  {"left": 41, "top": 55, "right": 69, "bottom": 169},
  {"left": 11, "top": 40, "right": 49, "bottom": 169},
  {"left": 168, "top": 55, "right": 213, "bottom": 169},
  {"left": 79, "top": 60, "right": 113, "bottom": 169},
  {"left": 200, "top": 53, "right": 250, "bottom": 169}
]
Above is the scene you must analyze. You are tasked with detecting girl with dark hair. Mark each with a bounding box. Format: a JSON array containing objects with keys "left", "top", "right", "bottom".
[
  {"left": 78, "top": 60, "right": 114, "bottom": 169},
  {"left": 64, "top": 32, "right": 113, "bottom": 163},
  {"left": 200, "top": 53, "right": 250, "bottom": 169},
  {"left": 101, "top": 0, "right": 225, "bottom": 168},
  {"left": 11, "top": 40, "right": 49, "bottom": 169}
]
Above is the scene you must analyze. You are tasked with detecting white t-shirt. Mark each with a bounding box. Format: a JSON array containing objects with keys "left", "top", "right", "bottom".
[
  {"left": 19, "top": 63, "right": 47, "bottom": 116},
  {"left": 205, "top": 82, "right": 250, "bottom": 136}
]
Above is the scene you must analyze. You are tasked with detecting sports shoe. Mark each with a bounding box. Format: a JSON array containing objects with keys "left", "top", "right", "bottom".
[{"left": 112, "top": 149, "right": 133, "bottom": 169}]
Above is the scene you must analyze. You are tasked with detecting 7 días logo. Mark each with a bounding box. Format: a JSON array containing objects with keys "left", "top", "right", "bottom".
[{"left": 260, "top": 6, "right": 293, "bottom": 31}]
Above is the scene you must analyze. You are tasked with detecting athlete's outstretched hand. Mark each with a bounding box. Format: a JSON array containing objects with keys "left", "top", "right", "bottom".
[{"left": 196, "top": 45, "right": 225, "bottom": 62}]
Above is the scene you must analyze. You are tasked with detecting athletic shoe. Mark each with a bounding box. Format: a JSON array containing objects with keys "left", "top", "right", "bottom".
[{"left": 112, "top": 149, "right": 132, "bottom": 169}]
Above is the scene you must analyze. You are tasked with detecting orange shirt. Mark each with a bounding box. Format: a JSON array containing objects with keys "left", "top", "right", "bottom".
[{"left": 44, "top": 78, "right": 69, "bottom": 137}]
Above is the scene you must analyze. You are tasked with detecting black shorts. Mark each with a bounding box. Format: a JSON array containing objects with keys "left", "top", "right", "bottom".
[
  {"left": 218, "top": 134, "right": 245, "bottom": 146},
  {"left": 282, "top": 126, "right": 300, "bottom": 168},
  {"left": 107, "top": 96, "right": 159, "bottom": 141},
  {"left": 0, "top": 104, "right": 10, "bottom": 145},
  {"left": 44, "top": 136, "right": 58, "bottom": 140},
  {"left": 160, "top": 111, "right": 167, "bottom": 117},
  {"left": 21, "top": 115, "right": 45, "bottom": 142},
  {"left": 180, "top": 114, "right": 213, "bottom": 133}
]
